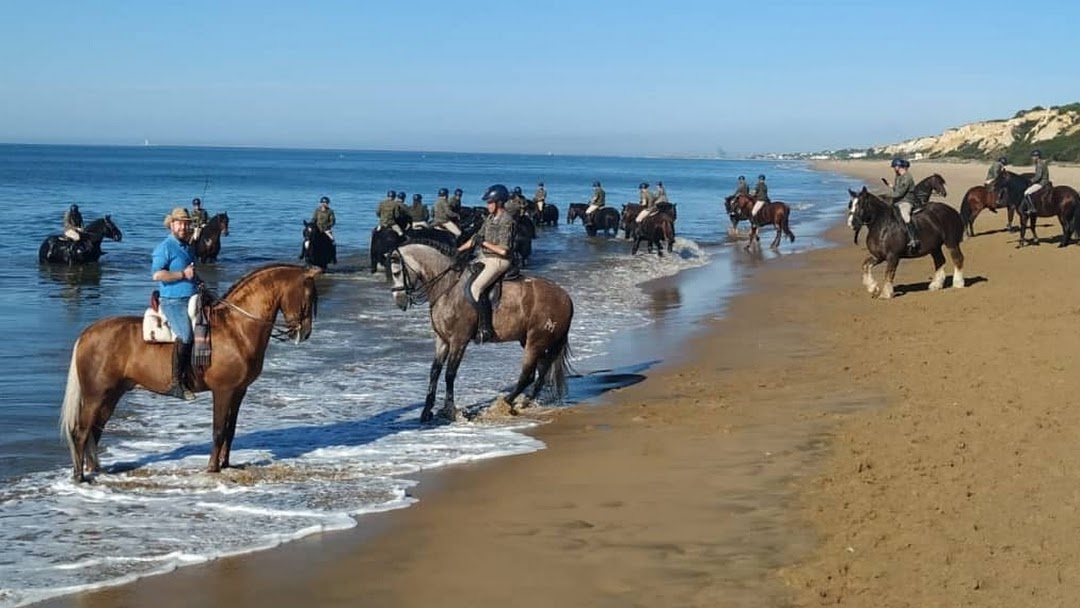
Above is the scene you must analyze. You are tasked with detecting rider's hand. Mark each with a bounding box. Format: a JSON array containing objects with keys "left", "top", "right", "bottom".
[{"left": 182, "top": 264, "right": 195, "bottom": 280}]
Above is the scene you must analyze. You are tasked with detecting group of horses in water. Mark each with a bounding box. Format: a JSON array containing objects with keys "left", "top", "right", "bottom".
[
  {"left": 848, "top": 169, "right": 1080, "bottom": 300},
  {"left": 38, "top": 212, "right": 230, "bottom": 265}
]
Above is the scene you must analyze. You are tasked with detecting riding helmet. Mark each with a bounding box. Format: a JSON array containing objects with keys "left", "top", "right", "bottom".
[
  {"left": 1031, "top": 149, "right": 1042, "bottom": 158},
  {"left": 758, "top": 174, "right": 766, "bottom": 180},
  {"left": 438, "top": 187, "right": 449, "bottom": 197},
  {"left": 901, "top": 159, "right": 911, "bottom": 169},
  {"left": 192, "top": 197, "right": 202, "bottom": 206},
  {"left": 454, "top": 188, "right": 463, "bottom": 195},
  {"left": 413, "top": 193, "right": 422, "bottom": 202},
  {"left": 387, "top": 189, "right": 395, "bottom": 198},
  {"left": 396, "top": 191, "right": 406, "bottom": 200},
  {"left": 890, "top": 158, "right": 905, "bottom": 168},
  {"left": 738, "top": 175, "right": 745, "bottom": 181},
  {"left": 639, "top": 182, "right": 649, "bottom": 189},
  {"left": 482, "top": 184, "right": 510, "bottom": 205},
  {"left": 513, "top": 186, "right": 523, "bottom": 195},
  {"left": 69, "top": 204, "right": 79, "bottom": 212},
  {"left": 538, "top": 181, "right": 544, "bottom": 187},
  {"left": 998, "top": 156, "right": 1008, "bottom": 165},
  {"left": 320, "top": 196, "right": 330, "bottom": 204}
]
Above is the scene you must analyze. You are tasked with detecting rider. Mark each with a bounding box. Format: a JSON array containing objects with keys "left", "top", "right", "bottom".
[
  {"left": 751, "top": 175, "right": 770, "bottom": 225},
  {"left": 889, "top": 158, "right": 919, "bottom": 250},
  {"left": 408, "top": 193, "right": 430, "bottom": 229},
  {"left": 1022, "top": 149, "right": 1050, "bottom": 214},
  {"left": 457, "top": 184, "right": 516, "bottom": 344},
  {"left": 63, "top": 204, "right": 84, "bottom": 241},
  {"left": 311, "top": 196, "right": 336, "bottom": 240},
  {"left": 633, "top": 182, "right": 656, "bottom": 225},
  {"left": 450, "top": 188, "right": 464, "bottom": 211},
  {"left": 655, "top": 181, "right": 669, "bottom": 204},
  {"left": 733, "top": 175, "right": 750, "bottom": 198},
  {"left": 377, "top": 192, "right": 407, "bottom": 235},
  {"left": 585, "top": 181, "right": 606, "bottom": 224},
  {"left": 433, "top": 187, "right": 461, "bottom": 236},
  {"left": 151, "top": 207, "right": 199, "bottom": 401},
  {"left": 506, "top": 186, "right": 525, "bottom": 220},
  {"left": 190, "top": 197, "right": 209, "bottom": 241},
  {"left": 534, "top": 182, "right": 547, "bottom": 213},
  {"left": 985, "top": 155, "right": 1007, "bottom": 186}
]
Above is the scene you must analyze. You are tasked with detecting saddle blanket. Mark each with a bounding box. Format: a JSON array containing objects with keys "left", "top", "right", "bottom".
[{"left": 142, "top": 293, "right": 200, "bottom": 343}]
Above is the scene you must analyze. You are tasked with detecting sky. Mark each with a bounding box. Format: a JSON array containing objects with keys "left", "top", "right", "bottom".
[{"left": 1, "top": 0, "right": 1078, "bottom": 156}]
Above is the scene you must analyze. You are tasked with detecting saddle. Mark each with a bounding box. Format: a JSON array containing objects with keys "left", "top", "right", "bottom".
[{"left": 464, "top": 259, "right": 522, "bottom": 311}]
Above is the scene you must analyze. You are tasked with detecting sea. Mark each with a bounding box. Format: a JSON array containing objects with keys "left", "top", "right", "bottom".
[{"left": 0, "top": 144, "right": 852, "bottom": 606}]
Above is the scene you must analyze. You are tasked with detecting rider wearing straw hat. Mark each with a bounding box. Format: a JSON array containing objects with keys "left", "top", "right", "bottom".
[{"left": 151, "top": 207, "right": 199, "bottom": 400}]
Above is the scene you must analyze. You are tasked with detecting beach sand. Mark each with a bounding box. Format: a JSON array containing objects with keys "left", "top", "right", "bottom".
[{"left": 47, "top": 159, "right": 1080, "bottom": 608}]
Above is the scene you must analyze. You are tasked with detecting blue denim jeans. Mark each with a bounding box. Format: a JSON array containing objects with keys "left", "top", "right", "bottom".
[{"left": 160, "top": 297, "right": 193, "bottom": 343}]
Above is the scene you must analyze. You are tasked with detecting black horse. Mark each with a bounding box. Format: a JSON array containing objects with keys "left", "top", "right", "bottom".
[
  {"left": 620, "top": 202, "right": 677, "bottom": 239},
  {"left": 39, "top": 216, "right": 123, "bottom": 265},
  {"left": 846, "top": 174, "right": 947, "bottom": 244},
  {"left": 193, "top": 213, "right": 230, "bottom": 263},
  {"left": 533, "top": 204, "right": 559, "bottom": 227},
  {"left": 631, "top": 212, "right": 676, "bottom": 256},
  {"left": 369, "top": 208, "right": 412, "bottom": 274},
  {"left": 301, "top": 221, "right": 337, "bottom": 270},
  {"left": 993, "top": 171, "right": 1080, "bottom": 247},
  {"left": 847, "top": 187, "right": 965, "bottom": 299}
]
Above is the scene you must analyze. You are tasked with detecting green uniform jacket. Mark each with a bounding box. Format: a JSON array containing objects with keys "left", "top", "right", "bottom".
[
  {"left": 433, "top": 196, "right": 458, "bottom": 223},
  {"left": 891, "top": 172, "right": 916, "bottom": 205},
  {"left": 191, "top": 208, "right": 209, "bottom": 228},
  {"left": 506, "top": 196, "right": 524, "bottom": 219},
  {"left": 534, "top": 187, "right": 546, "bottom": 203},
  {"left": 591, "top": 187, "right": 606, "bottom": 207},
  {"left": 639, "top": 190, "right": 655, "bottom": 207},
  {"left": 377, "top": 199, "right": 405, "bottom": 228},
  {"left": 753, "top": 182, "right": 769, "bottom": 202},
  {"left": 408, "top": 202, "right": 429, "bottom": 223},
  {"left": 985, "top": 161, "right": 1004, "bottom": 181},
  {"left": 449, "top": 194, "right": 462, "bottom": 210},
  {"left": 734, "top": 181, "right": 749, "bottom": 197},
  {"left": 655, "top": 186, "right": 668, "bottom": 203},
  {"left": 63, "top": 209, "right": 83, "bottom": 231},
  {"left": 472, "top": 211, "right": 516, "bottom": 258},
  {"left": 312, "top": 207, "right": 336, "bottom": 232},
  {"left": 1031, "top": 160, "right": 1050, "bottom": 186}
]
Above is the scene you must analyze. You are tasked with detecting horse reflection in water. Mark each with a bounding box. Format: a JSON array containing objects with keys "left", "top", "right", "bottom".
[
  {"left": 388, "top": 239, "right": 573, "bottom": 422},
  {"left": 848, "top": 187, "right": 965, "bottom": 299},
  {"left": 59, "top": 264, "right": 321, "bottom": 482}
]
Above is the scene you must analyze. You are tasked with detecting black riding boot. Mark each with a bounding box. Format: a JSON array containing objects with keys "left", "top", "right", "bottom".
[
  {"left": 905, "top": 220, "right": 920, "bottom": 251},
  {"left": 165, "top": 341, "right": 196, "bottom": 401},
  {"left": 1022, "top": 195, "right": 1035, "bottom": 216},
  {"left": 475, "top": 295, "right": 495, "bottom": 344}
]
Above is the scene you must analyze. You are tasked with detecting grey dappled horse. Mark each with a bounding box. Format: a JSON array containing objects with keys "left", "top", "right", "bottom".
[{"left": 388, "top": 240, "right": 574, "bottom": 422}]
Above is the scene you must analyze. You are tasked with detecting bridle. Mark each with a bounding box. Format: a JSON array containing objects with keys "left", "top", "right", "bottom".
[
  {"left": 389, "top": 248, "right": 457, "bottom": 308},
  {"left": 215, "top": 286, "right": 317, "bottom": 343}
]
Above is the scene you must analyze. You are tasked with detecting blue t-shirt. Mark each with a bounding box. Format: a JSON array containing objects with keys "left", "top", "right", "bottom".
[{"left": 151, "top": 234, "right": 197, "bottom": 298}]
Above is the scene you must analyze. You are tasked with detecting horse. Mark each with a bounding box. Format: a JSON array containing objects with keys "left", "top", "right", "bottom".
[
  {"left": 534, "top": 203, "right": 559, "bottom": 227},
  {"left": 630, "top": 212, "right": 676, "bottom": 256},
  {"left": 850, "top": 174, "right": 948, "bottom": 244},
  {"left": 369, "top": 209, "right": 412, "bottom": 274},
  {"left": 387, "top": 240, "right": 573, "bottom": 422},
  {"left": 193, "top": 212, "right": 230, "bottom": 263},
  {"left": 727, "top": 193, "right": 796, "bottom": 250},
  {"left": 302, "top": 221, "right": 337, "bottom": 270},
  {"left": 847, "top": 187, "right": 965, "bottom": 299},
  {"left": 39, "top": 216, "right": 123, "bottom": 265},
  {"left": 620, "top": 203, "right": 677, "bottom": 239},
  {"left": 992, "top": 170, "right": 1079, "bottom": 247},
  {"left": 567, "top": 203, "right": 588, "bottom": 224},
  {"left": 58, "top": 264, "right": 321, "bottom": 482}
]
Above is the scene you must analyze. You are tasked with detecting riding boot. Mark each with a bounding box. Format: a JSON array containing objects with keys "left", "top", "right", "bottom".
[
  {"left": 1022, "top": 195, "right": 1034, "bottom": 216},
  {"left": 905, "top": 221, "right": 920, "bottom": 251},
  {"left": 475, "top": 294, "right": 495, "bottom": 344},
  {"left": 165, "top": 341, "right": 196, "bottom": 401}
]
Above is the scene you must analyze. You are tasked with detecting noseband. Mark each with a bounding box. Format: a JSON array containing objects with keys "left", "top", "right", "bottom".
[
  {"left": 390, "top": 248, "right": 456, "bottom": 307},
  {"left": 217, "top": 288, "right": 317, "bottom": 342}
]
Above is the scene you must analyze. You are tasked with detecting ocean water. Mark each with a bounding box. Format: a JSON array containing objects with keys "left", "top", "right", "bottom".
[{"left": 0, "top": 145, "right": 851, "bottom": 607}]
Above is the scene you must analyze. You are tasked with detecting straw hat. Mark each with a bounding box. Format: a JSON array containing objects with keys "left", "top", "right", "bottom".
[{"left": 163, "top": 207, "right": 193, "bottom": 226}]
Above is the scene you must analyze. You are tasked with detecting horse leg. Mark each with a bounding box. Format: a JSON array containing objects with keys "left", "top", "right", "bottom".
[
  {"left": 1058, "top": 211, "right": 1071, "bottom": 247},
  {"left": 879, "top": 256, "right": 899, "bottom": 299},
  {"left": 744, "top": 225, "right": 759, "bottom": 251},
  {"left": 422, "top": 337, "right": 450, "bottom": 422},
  {"left": 632, "top": 237, "right": 641, "bottom": 255},
  {"left": 507, "top": 341, "right": 543, "bottom": 414},
  {"left": 220, "top": 387, "right": 249, "bottom": 469},
  {"left": 770, "top": 221, "right": 782, "bottom": 249},
  {"left": 862, "top": 254, "right": 883, "bottom": 296},
  {"left": 438, "top": 343, "right": 469, "bottom": 421},
  {"left": 947, "top": 244, "right": 965, "bottom": 289},
  {"left": 208, "top": 388, "right": 243, "bottom": 472},
  {"left": 928, "top": 247, "right": 947, "bottom": 291}
]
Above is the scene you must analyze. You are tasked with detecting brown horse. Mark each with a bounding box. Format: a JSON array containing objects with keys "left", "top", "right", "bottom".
[
  {"left": 728, "top": 193, "right": 796, "bottom": 250},
  {"left": 849, "top": 174, "right": 948, "bottom": 244},
  {"left": 848, "top": 187, "right": 965, "bottom": 299},
  {"left": 59, "top": 264, "right": 321, "bottom": 482},
  {"left": 631, "top": 212, "right": 676, "bottom": 256},
  {"left": 993, "top": 170, "right": 1080, "bottom": 247},
  {"left": 958, "top": 185, "right": 1000, "bottom": 238},
  {"left": 388, "top": 240, "right": 573, "bottom": 422}
]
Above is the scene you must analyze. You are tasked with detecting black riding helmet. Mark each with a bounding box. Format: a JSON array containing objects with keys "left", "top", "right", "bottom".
[
  {"left": 482, "top": 184, "right": 510, "bottom": 205},
  {"left": 512, "top": 186, "right": 522, "bottom": 195},
  {"left": 192, "top": 197, "right": 202, "bottom": 206},
  {"left": 69, "top": 204, "right": 79, "bottom": 212},
  {"left": 438, "top": 187, "right": 449, "bottom": 197},
  {"left": 320, "top": 196, "right": 330, "bottom": 204},
  {"left": 639, "top": 182, "right": 649, "bottom": 189},
  {"left": 387, "top": 189, "right": 395, "bottom": 198},
  {"left": 998, "top": 156, "right": 1008, "bottom": 165},
  {"left": 592, "top": 181, "right": 601, "bottom": 187},
  {"left": 413, "top": 193, "right": 422, "bottom": 202},
  {"left": 396, "top": 191, "right": 406, "bottom": 200},
  {"left": 758, "top": 174, "right": 766, "bottom": 180},
  {"left": 453, "top": 188, "right": 463, "bottom": 195}
]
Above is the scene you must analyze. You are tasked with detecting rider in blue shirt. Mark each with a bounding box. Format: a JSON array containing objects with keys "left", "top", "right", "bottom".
[{"left": 151, "top": 207, "right": 199, "bottom": 400}]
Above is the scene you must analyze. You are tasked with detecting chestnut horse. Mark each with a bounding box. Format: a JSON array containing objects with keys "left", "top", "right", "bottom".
[
  {"left": 728, "top": 193, "right": 796, "bottom": 250},
  {"left": 847, "top": 187, "right": 965, "bottom": 299},
  {"left": 59, "top": 264, "right": 321, "bottom": 482},
  {"left": 388, "top": 240, "right": 573, "bottom": 422},
  {"left": 993, "top": 170, "right": 1080, "bottom": 247}
]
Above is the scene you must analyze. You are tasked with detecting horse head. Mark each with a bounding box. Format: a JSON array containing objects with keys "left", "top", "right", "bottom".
[
  {"left": 101, "top": 215, "right": 123, "bottom": 241},
  {"left": 849, "top": 186, "right": 889, "bottom": 226},
  {"left": 216, "top": 213, "right": 230, "bottom": 237},
  {"left": 278, "top": 266, "right": 320, "bottom": 342},
  {"left": 388, "top": 241, "right": 456, "bottom": 311}
]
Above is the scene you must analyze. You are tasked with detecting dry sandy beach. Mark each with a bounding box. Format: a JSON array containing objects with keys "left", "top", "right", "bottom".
[{"left": 47, "top": 159, "right": 1080, "bottom": 608}]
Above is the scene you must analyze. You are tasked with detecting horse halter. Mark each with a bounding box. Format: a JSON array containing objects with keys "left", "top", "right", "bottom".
[
  {"left": 217, "top": 286, "right": 317, "bottom": 343},
  {"left": 389, "top": 247, "right": 455, "bottom": 308}
]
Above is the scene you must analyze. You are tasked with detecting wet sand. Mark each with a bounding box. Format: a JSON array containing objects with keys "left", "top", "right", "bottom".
[{"left": 48, "top": 159, "right": 1080, "bottom": 607}]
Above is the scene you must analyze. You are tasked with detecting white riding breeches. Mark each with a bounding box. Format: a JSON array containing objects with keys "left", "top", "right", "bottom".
[
  {"left": 896, "top": 201, "right": 912, "bottom": 223},
  {"left": 1024, "top": 184, "right": 1043, "bottom": 196},
  {"left": 585, "top": 204, "right": 601, "bottom": 216},
  {"left": 437, "top": 222, "right": 462, "bottom": 237},
  {"left": 751, "top": 200, "right": 766, "bottom": 219},
  {"left": 63, "top": 229, "right": 81, "bottom": 241},
  {"left": 410, "top": 221, "right": 428, "bottom": 230},
  {"left": 469, "top": 257, "right": 512, "bottom": 301},
  {"left": 634, "top": 208, "right": 653, "bottom": 224}
]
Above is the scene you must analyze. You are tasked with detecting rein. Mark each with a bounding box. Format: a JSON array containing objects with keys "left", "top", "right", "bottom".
[
  {"left": 213, "top": 292, "right": 309, "bottom": 342},
  {"left": 391, "top": 248, "right": 458, "bottom": 307}
]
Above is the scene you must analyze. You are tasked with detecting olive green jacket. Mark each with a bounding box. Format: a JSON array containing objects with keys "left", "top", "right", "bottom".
[
  {"left": 1031, "top": 160, "right": 1050, "bottom": 186},
  {"left": 433, "top": 196, "right": 458, "bottom": 223},
  {"left": 591, "top": 187, "right": 606, "bottom": 207},
  {"left": 377, "top": 199, "right": 406, "bottom": 228},
  {"left": 753, "top": 182, "right": 769, "bottom": 202},
  {"left": 890, "top": 172, "right": 916, "bottom": 204},
  {"left": 311, "top": 206, "right": 336, "bottom": 231}
]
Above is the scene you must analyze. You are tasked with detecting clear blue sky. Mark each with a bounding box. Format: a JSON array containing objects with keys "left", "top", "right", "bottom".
[{"left": 2, "top": 0, "right": 1077, "bottom": 156}]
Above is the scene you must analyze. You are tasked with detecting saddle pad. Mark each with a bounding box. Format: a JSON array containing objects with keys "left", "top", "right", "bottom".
[{"left": 142, "top": 294, "right": 199, "bottom": 343}]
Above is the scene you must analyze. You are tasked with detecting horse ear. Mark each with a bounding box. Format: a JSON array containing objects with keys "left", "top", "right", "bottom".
[
  {"left": 860, "top": 186, "right": 868, "bottom": 193},
  {"left": 848, "top": 189, "right": 858, "bottom": 198}
]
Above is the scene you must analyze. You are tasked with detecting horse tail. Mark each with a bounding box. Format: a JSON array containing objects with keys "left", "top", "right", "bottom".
[
  {"left": 59, "top": 338, "right": 82, "bottom": 464},
  {"left": 543, "top": 332, "right": 573, "bottom": 401},
  {"left": 781, "top": 207, "right": 795, "bottom": 242},
  {"left": 959, "top": 193, "right": 972, "bottom": 238}
]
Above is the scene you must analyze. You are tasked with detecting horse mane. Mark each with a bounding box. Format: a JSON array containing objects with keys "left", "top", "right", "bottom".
[
  {"left": 219, "top": 263, "right": 301, "bottom": 301},
  {"left": 402, "top": 236, "right": 457, "bottom": 258}
]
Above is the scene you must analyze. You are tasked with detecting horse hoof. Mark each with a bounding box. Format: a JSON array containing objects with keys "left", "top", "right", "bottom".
[
  {"left": 420, "top": 411, "right": 434, "bottom": 423},
  {"left": 437, "top": 407, "right": 458, "bottom": 422}
]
